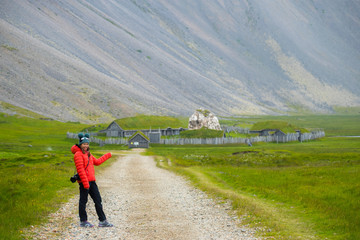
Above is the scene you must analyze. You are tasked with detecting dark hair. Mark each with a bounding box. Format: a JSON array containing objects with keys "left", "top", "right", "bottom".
[{"left": 76, "top": 144, "right": 90, "bottom": 154}]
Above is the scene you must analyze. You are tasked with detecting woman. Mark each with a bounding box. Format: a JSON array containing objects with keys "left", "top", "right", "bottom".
[{"left": 71, "top": 133, "right": 113, "bottom": 228}]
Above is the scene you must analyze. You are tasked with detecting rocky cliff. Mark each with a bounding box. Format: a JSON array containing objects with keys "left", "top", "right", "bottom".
[{"left": 1, "top": 0, "right": 359, "bottom": 122}]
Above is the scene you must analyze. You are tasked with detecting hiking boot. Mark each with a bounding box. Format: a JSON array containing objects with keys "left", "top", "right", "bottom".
[
  {"left": 99, "top": 220, "right": 113, "bottom": 227},
  {"left": 80, "top": 221, "right": 94, "bottom": 228}
]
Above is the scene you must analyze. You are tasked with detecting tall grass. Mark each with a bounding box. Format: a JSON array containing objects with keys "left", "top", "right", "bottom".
[
  {"left": 0, "top": 163, "right": 76, "bottom": 239},
  {"left": 210, "top": 162, "right": 360, "bottom": 239}
]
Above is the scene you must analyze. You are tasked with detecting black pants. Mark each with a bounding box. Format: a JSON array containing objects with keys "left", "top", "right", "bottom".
[{"left": 79, "top": 181, "right": 106, "bottom": 222}]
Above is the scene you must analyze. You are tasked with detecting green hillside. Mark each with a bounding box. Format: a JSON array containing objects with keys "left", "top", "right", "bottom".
[{"left": 114, "top": 114, "right": 188, "bottom": 129}]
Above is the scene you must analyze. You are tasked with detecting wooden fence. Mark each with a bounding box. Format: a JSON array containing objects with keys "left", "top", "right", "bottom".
[
  {"left": 67, "top": 131, "right": 325, "bottom": 146},
  {"left": 159, "top": 131, "right": 325, "bottom": 145},
  {"left": 67, "top": 132, "right": 127, "bottom": 146}
]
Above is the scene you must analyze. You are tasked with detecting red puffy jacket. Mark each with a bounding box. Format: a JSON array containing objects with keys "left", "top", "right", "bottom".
[{"left": 71, "top": 145, "right": 112, "bottom": 189}]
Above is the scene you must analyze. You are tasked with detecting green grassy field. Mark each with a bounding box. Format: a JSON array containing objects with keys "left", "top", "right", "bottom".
[
  {"left": 1, "top": 111, "right": 359, "bottom": 239},
  {"left": 148, "top": 115, "right": 360, "bottom": 239},
  {"left": 0, "top": 113, "right": 126, "bottom": 240}
]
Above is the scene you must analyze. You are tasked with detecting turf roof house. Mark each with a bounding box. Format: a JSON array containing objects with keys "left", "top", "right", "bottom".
[
  {"left": 249, "top": 129, "right": 304, "bottom": 142},
  {"left": 100, "top": 120, "right": 186, "bottom": 138},
  {"left": 128, "top": 131, "right": 149, "bottom": 148},
  {"left": 249, "top": 129, "right": 286, "bottom": 137}
]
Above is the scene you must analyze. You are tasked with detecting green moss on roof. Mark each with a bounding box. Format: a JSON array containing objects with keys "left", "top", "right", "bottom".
[
  {"left": 129, "top": 131, "right": 149, "bottom": 141},
  {"left": 251, "top": 120, "right": 309, "bottom": 133},
  {"left": 180, "top": 128, "right": 223, "bottom": 138},
  {"left": 114, "top": 114, "right": 187, "bottom": 130}
]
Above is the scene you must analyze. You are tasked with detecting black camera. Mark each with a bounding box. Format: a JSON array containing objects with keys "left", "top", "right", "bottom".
[{"left": 70, "top": 173, "right": 80, "bottom": 183}]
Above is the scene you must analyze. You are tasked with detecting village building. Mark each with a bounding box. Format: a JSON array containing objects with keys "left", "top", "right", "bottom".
[
  {"left": 128, "top": 131, "right": 149, "bottom": 148},
  {"left": 99, "top": 121, "right": 186, "bottom": 143},
  {"left": 250, "top": 129, "right": 295, "bottom": 142},
  {"left": 249, "top": 129, "right": 286, "bottom": 137}
]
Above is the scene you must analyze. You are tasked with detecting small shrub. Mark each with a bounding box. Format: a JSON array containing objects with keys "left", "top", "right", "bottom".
[
  {"left": 196, "top": 108, "right": 211, "bottom": 117},
  {"left": 1, "top": 44, "right": 18, "bottom": 51}
]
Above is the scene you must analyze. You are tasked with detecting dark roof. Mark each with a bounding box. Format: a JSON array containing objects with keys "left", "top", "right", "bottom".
[
  {"left": 128, "top": 131, "right": 149, "bottom": 141},
  {"left": 105, "top": 121, "right": 123, "bottom": 131}
]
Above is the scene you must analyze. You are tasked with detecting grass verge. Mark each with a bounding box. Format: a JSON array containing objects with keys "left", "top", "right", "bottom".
[{"left": 149, "top": 134, "right": 360, "bottom": 239}]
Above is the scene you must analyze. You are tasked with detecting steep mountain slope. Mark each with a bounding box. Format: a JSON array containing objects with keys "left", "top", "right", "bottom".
[{"left": 1, "top": 0, "right": 359, "bottom": 122}]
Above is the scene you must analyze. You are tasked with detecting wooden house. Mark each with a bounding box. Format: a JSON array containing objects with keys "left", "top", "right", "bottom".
[
  {"left": 100, "top": 121, "right": 187, "bottom": 141},
  {"left": 101, "top": 121, "right": 125, "bottom": 137},
  {"left": 250, "top": 129, "right": 285, "bottom": 137},
  {"left": 128, "top": 131, "right": 149, "bottom": 148}
]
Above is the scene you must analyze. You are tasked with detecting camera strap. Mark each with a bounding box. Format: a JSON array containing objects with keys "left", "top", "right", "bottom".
[{"left": 85, "top": 155, "right": 90, "bottom": 173}]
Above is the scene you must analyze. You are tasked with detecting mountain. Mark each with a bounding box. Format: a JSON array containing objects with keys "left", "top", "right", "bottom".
[{"left": 1, "top": 0, "right": 359, "bottom": 123}]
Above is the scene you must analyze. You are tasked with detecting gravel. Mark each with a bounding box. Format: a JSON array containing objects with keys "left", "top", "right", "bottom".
[{"left": 24, "top": 149, "right": 260, "bottom": 240}]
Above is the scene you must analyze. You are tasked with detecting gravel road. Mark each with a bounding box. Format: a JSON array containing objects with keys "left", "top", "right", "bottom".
[{"left": 26, "top": 149, "right": 260, "bottom": 240}]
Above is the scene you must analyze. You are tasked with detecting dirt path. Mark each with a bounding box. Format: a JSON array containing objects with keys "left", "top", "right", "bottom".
[{"left": 26, "top": 149, "right": 259, "bottom": 239}]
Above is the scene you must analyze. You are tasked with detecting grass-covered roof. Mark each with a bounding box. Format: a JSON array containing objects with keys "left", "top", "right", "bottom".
[
  {"left": 251, "top": 120, "right": 309, "bottom": 133},
  {"left": 114, "top": 114, "right": 187, "bottom": 130},
  {"left": 129, "top": 130, "right": 149, "bottom": 141}
]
